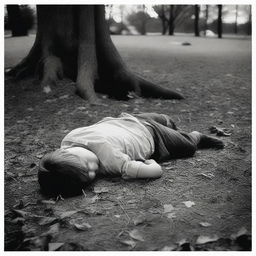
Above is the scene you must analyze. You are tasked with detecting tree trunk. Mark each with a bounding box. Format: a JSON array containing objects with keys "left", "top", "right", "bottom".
[
  {"left": 141, "top": 5, "right": 146, "bottom": 35},
  {"left": 7, "top": 5, "right": 28, "bottom": 37},
  {"left": 204, "top": 5, "right": 208, "bottom": 36},
  {"left": 7, "top": 5, "right": 184, "bottom": 102},
  {"left": 217, "top": 5, "right": 222, "bottom": 38},
  {"left": 234, "top": 5, "right": 238, "bottom": 34},
  {"left": 168, "top": 5, "right": 175, "bottom": 36},
  {"left": 247, "top": 5, "right": 251, "bottom": 36},
  {"left": 160, "top": 5, "right": 167, "bottom": 35},
  {"left": 194, "top": 5, "right": 200, "bottom": 37}
]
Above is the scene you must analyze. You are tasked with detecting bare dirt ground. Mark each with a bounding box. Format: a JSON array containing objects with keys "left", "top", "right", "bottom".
[{"left": 4, "top": 35, "right": 251, "bottom": 251}]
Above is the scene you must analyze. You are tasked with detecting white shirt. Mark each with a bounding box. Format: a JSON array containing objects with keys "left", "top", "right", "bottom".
[{"left": 61, "top": 113, "right": 155, "bottom": 179}]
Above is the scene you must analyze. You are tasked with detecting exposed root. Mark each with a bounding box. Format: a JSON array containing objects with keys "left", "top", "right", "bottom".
[{"left": 41, "top": 56, "right": 63, "bottom": 89}]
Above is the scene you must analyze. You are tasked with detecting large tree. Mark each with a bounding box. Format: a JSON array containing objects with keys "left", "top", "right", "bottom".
[
  {"left": 7, "top": 5, "right": 183, "bottom": 103},
  {"left": 217, "top": 5, "right": 222, "bottom": 38},
  {"left": 194, "top": 5, "right": 200, "bottom": 37}
]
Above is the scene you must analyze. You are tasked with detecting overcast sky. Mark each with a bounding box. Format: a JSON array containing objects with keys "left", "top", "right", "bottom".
[{"left": 106, "top": 5, "right": 251, "bottom": 25}]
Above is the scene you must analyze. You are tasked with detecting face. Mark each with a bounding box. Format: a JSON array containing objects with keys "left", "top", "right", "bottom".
[{"left": 65, "top": 147, "right": 99, "bottom": 180}]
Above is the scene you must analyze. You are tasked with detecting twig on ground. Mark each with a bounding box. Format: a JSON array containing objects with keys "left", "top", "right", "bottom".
[{"left": 117, "top": 200, "right": 130, "bottom": 224}]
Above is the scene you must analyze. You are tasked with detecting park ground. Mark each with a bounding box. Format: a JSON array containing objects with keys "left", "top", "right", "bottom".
[{"left": 4, "top": 34, "right": 251, "bottom": 251}]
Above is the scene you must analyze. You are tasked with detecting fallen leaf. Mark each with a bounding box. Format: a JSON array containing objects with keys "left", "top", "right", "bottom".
[
  {"left": 94, "top": 187, "right": 109, "bottom": 194},
  {"left": 128, "top": 229, "right": 144, "bottom": 242},
  {"left": 76, "top": 106, "right": 86, "bottom": 111},
  {"left": 114, "top": 215, "right": 121, "bottom": 218},
  {"left": 43, "top": 86, "right": 52, "bottom": 94},
  {"left": 120, "top": 240, "right": 137, "bottom": 249},
  {"left": 183, "top": 201, "right": 195, "bottom": 208},
  {"left": 42, "top": 223, "right": 60, "bottom": 237},
  {"left": 163, "top": 204, "right": 174, "bottom": 213},
  {"left": 87, "top": 195, "right": 100, "bottom": 204},
  {"left": 45, "top": 99, "right": 57, "bottom": 103},
  {"left": 74, "top": 222, "right": 92, "bottom": 231},
  {"left": 161, "top": 245, "right": 177, "bottom": 251},
  {"left": 38, "top": 216, "right": 58, "bottom": 226},
  {"left": 59, "top": 94, "right": 69, "bottom": 99},
  {"left": 133, "top": 215, "right": 146, "bottom": 225},
  {"left": 59, "top": 210, "right": 78, "bottom": 219},
  {"left": 41, "top": 200, "right": 56, "bottom": 205},
  {"left": 231, "top": 227, "right": 248, "bottom": 240},
  {"left": 199, "top": 222, "right": 212, "bottom": 227},
  {"left": 209, "top": 126, "right": 231, "bottom": 136},
  {"left": 48, "top": 243, "right": 64, "bottom": 251},
  {"left": 197, "top": 172, "right": 215, "bottom": 179},
  {"left": 12, "top": 209, "right": 30, "bottom": 218},
  {"left": 196, "top": 234, "right": 219, "bottom": 244},
  {"left": 166, "top": 212, "right": 176, "bottom": 219}
]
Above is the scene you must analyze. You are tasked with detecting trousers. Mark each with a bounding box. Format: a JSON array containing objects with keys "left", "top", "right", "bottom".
[{"left": 135, "top": 113, "right": 202, "bottom": 161}]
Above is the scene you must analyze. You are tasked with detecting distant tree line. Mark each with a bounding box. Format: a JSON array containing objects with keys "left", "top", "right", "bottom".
[{"left": 5, "top": 4, "right": 251, "bottom": 38}]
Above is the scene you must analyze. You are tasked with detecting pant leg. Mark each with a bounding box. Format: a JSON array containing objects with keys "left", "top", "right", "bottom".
[
  {"left": 149, "top": 122, "right": 203, "bottom": 159},
  {"left": 134, "top": 112, "right": 177, "bottom": 130}
]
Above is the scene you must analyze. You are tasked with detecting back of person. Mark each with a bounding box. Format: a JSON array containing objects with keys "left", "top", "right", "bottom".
[{"left": 61, "top": 113, "right": 154, "bottom": 175}]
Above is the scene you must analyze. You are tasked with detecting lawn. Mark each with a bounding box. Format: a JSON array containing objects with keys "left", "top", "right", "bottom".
[{"left": 4, "top": 34, "right": 251, "bottom": 251}]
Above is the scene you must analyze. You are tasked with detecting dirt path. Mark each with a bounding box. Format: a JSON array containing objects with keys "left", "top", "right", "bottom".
[{"left": 4, "top": 35, "right": 251, "bottom": 251}]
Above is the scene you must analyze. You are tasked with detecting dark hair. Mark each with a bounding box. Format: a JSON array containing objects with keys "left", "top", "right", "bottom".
[{"left": 38, "top": 149, "right": 91, "bottom": 196}]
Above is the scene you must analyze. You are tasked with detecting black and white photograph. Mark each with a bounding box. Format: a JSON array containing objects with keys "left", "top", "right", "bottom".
[{"left": 4, "top": 1, "right": 253, "bottom": 252}]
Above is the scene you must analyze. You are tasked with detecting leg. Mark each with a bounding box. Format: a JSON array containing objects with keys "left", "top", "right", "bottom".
[
  {"left": 149, "top": 123, "right": 223, "bottom": 161},
  {"left": 134, "top": 112, "right": 178, "bottom": 130}
]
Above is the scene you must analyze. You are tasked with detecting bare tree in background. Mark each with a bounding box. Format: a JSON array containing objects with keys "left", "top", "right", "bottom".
[
  {"left": 153, "top": 5, "right": 192, "bottom": 36},
  {"left": 204, "top": 5, "right": 209, "bottom": 36},
  {"left": 194, "top": 5, "right": 200, "bottom": 36},
  {"left": 234, "top": 5, "right": 238, "bottom": 34},
  {"left": 217, "top": 5, "right": 223, "bottom": 38},
  {"left": 152, "top": 5, "right": 168, "bottom": 35},
  {"left": 7, "top": 5, "right": 183, "bottom": 103},
  {"left": 247, "top": 5, "right": 251, "bottom": 36}
]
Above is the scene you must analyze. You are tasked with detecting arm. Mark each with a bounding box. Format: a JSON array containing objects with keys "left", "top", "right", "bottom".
[{"left": 122, "top": 159, "right": 163, "bottom": 179}]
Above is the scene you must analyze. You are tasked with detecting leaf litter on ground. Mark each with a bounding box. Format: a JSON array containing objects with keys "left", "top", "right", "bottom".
[
  {"left": 183, "top": 201, "right": 195, "bottom": 208},
  {"left": 74, "top": 222, "right": 92, "bottom": 231},
  {"left": 48, "top": 243, "right": 64, "bottom": 251},
  {"left": 209, "top": 126, "right": 232, "bottom": 136},
  {"left": 120, "top": 240, "right": 137, "bottom": 249},
  {"left": 196, "top": 234, "right": 219, "bottom": 245},
  {"left": 128, "top": 229, "right": 144, "bottom": 242},
  {"left": 199, "top": 222, "right": 212, "bottom": 227}
]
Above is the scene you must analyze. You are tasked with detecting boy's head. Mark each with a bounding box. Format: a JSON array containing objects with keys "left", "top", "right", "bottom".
[{"left": 38, "top": 147, "right": 99, "bottom": 196}]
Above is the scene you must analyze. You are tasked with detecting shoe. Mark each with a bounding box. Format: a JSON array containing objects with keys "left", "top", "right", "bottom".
[{"left": 198, "top": 135, "right": 224, "bottom": 149}]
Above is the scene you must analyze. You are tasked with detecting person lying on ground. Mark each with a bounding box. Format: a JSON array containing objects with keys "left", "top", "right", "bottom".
[{"left": 38, "top": 112, "right": 224, "bottom": 196}]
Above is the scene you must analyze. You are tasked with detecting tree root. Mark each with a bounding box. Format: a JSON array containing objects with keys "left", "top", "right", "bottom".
[{"left": 41, "top": 56, "right": 63, "bottom": 88}]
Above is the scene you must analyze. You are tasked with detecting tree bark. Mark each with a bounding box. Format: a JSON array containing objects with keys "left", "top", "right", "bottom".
[
  {"left": 204, "top": 5, "right": 208, "bottom": 36},
  {"left": 194, "top": 5, "right": 200, "bottom": 37},
  {"left": 168, "top": 5, "right": 175, "bottom": 35},
  {"left": 7, "top": 5, "right": 184, "bottom": 102},
  {"left": 217, "top": 5, "right": 222, "bottom": 38}
]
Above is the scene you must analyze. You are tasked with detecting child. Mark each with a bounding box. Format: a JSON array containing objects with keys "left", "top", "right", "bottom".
[{"left": 38, "top": 112, "right": 224, "bottom": 196}]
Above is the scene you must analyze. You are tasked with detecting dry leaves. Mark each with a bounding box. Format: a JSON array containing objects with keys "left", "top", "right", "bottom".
[
  {"left": 163, "top": 204, "right": 174, "bottom": 213},
  {"left": 120, "top": 240, "right": 137, "bottom": 249},
  {"left": 128, "top": 229, "right": 144, "bottom": 242},
  {"left": 196, "top": 234, "right": 219, "bottom": 244},
  {"left": 199, "top": 222, "right": 212, "bottom": 227},
  {"left": 74, "top": 222, "right": 92, "bottom": 231},
  {"left": 183, "top": 201, "right": 195, "bottom": 208}
]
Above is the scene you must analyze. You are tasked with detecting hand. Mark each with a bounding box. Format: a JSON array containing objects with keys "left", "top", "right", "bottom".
[{"left": 144, "top": 159, "right": 157, "bottom": 165}]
